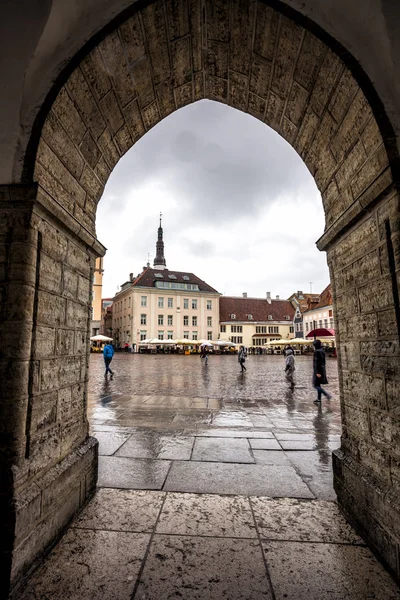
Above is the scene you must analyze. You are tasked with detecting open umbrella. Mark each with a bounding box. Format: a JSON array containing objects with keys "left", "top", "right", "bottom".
[
  {"left": 90, "top": 334, "right": 113, "bottom": 342},
  {"left": 200, "top": 341, "right": 213, "bottom": 347},
  {"left": 215, "top": 340, "right": 236, "bottom": 347}
]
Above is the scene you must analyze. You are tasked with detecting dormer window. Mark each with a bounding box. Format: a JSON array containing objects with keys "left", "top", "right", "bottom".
[
  {"left": 268, "top": 315, "right": 273, "bottom": 320},
  {"left": 285, "top": 316, "right": 291, "bottom": 320},
  {"left": 231, "top": 314, "right": 236, "bottom": 320},
  {"left": 168, "top": 274, "right": 177, "bottom": 279},
  {"left": 247, "top": 314, "right": 253, "bottom": 320}
]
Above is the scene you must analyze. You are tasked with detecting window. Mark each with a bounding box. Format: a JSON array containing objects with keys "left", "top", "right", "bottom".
[
  {"left": 140, "top": 330, "right": 147, "bottom": 341},
  {"left": 319, "top": 319, "right": 323, "bottom": 328},
  {"left": 141, "top": 296, "right": 147, "bottom": 307},
  {"left": 183, "top": 331, "right": 189, "bottom": 339},
  {"left": 268, "top": 326, "right": 279, "bottom": 334},
  {"left": 329, "top": 309, "right": 333, "bottom": 318},
  {"left": 140, "top": 314, "right": 147, "bottom": 325},
  {"left": 192, "top": 299, "right": 198, "bottom": 310},
  {"left": 182, "top": 275, "right": 190, "bottom": 281},
  {"left": 155, "top": 281, "right": 199, "bottom": 290},
  {"left": 230, "top": 313, "right": 236, "bottom": 319},
  {"left": 305, "top": 322, "right": 309, "bottom": 332},
  {"left": 207, "top": 316, "right": 212, "bottom": 327},
  {"left": 207, "top": 331, "right": 213, "bottom": 340},
  {"left": 192, "top": 331, "right": 198, "bottom": 340},
  {"left": 268, "top": 315, "right": 272, "bottom": 320},
  {"left": 124, "top": 299, "right": 126, "bottom": 308},
  {"left": 231, "top": 336, "right": 243, "bottom": 344},
  {"left": 231, "top": 325, "right": 242, "bottom": 333},
  {"left": 167, "top": 315, "right": 173, "bottom": 326},
  {"left": 330, "top": 317, "right": 334, "bottom": 328},
  {"left": 192, "top": 316, "right": 198, "bottom": 327},
  {"left": 158, "top": 331, "right": 164, "bottom": 340},
  {"left": 256, "top": 326, "right": 267, "bottom": 334},
  {"left": 290, "top": 326, "right": 294, "bottom": 333},
  {"left": 207, "top": 300, "right": 212, "bottom": 310},
  {"left": 220, "top": 325, "right": 226, "bottom": 332},
  {"left": 324, "top": 318, "right": 328, "bottom": 328},
  {"left": 158, "top": 297, "right": 164, "bottom": 308},
  {"left": 168, "top": 298, "right": 173, "bottom": 308},
  {"left": 167, "top": 331, "right": 173, "bottom": 340},
  {"left": 154, "top": 273, "right": 163, "bottom": 278},
  {"left": 247, "top": 314, "right": 253, "bottom": 320},
  {"left": 158, "top": 315, "right": 164, "bottom": 326},
  {"left": 183, "top": 316, "right": 189, "bottom": 326},
  {"left": 168, "top": 274, "right": 177, "bottom": 279},
  {"left": 128, "top": 297, "right": 131, "bottom": 307},
  {"left": 183, "top": 298, "right": 189, "bottom": 309}
]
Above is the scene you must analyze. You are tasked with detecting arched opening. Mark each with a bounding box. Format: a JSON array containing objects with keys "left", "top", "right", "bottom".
[{"left": 1, "top": 0, "right": 399, "bottom": 594}]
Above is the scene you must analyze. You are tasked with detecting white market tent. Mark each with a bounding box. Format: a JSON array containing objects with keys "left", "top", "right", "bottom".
[{"left": 90, "top": 334, "right": 113, "bottom": 342}]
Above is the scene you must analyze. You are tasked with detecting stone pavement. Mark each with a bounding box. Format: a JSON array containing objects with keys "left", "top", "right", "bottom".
[{"left": 20, "top": 354, "right": 400, "bottom": 598}]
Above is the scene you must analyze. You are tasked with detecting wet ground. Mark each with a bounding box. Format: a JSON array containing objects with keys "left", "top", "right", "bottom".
[{"left": 21, "top": 354, "right": 400, "bottom": 599}]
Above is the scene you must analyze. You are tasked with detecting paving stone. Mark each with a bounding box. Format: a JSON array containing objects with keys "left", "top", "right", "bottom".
[
  {"left": 279, "top": 440, "right": 316, "bottom": 450},
  {"left": 263, "top": 541, "right": 400, "bottom": 600},
  {"left": 115, "top": 432, "right": 194, "bottom": 460},
  {"left": 136, "top": 535, "right": 273, "bottom": 599},
  {"left": 93, "top": 431, "right": 130, "bottom": 455},
  {"left": 194, "top": 429, "right": 275, "bottom": 439},
  {"left": 249, "top": 438, "right": 282, "bottom": 450},
  {"left": 286, "top": 451, "right": 335, "bottom": 501},
  {"left": 157, "top": 492, "right": 257, "bottom": 538},
  {"left": 20, "top": 529, "right": 149, "bottom": 600},
  {"left": 253, "top": 450, "right": 292, "bottom": 465},
  {"left": 192, "top": 437, "right": 254, "bottom": 463},
  {"left": 164, "top": 461, "right": 314, "bottom": 498},
  {"left": 98, "top": 456, "right": 171, "bottom": 489},
  {"left": 73, "top": 488, "right": 165, "bottom": 532},
  {"left": 251, "top": 497, "right": 364, "bottom": 543}
]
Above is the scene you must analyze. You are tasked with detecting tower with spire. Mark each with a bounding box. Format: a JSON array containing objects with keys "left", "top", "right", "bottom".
[{"left": 153, "top": 212, "right": 166, "bottom": 270}]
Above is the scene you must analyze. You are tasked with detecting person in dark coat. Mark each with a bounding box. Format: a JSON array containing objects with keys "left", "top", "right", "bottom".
[
  {"left": 238, "top": 346, "right": 247, "bottom": 372},
  {"left": 312, "top": 339, "right": 331, "bottom": 403}
]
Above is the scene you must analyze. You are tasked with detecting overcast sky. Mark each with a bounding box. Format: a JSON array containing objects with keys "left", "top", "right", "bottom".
[{"left": 97, "top": 100, "right": 329, "bottom": 299}]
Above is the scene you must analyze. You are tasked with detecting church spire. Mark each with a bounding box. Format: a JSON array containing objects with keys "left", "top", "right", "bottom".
[{"left": 153, "top": 212, "right": 166, "bottom": 269}]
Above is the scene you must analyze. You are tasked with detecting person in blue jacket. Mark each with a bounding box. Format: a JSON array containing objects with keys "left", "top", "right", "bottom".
[{"left": 103, "top": 343, "right": 114, "bottom": 378}]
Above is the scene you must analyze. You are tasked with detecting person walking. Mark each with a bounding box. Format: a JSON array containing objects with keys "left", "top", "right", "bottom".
[
  {"left": 238, "top": 345, "right": 247, "bottom": 372},
  {"left": 284, "top": 348, "right": 295, "bottom": 378},
  {"left": 103, "top": 342, "right": 114, "bottom": 378},
  {"left": 312, "top": 339, "right": 331, "bottom": 403}
]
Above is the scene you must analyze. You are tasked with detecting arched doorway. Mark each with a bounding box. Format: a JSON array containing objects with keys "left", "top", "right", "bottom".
[{"left": 1, "top": 0, "right": 399, "bottom": 594}]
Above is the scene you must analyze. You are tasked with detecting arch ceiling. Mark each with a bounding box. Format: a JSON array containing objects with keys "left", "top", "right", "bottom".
[{"left": 32, "top": 0, "right": 393, "bottom": 241}]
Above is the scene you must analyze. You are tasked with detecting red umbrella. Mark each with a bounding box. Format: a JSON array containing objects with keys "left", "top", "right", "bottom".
[{"left": 306, "top": 328, "right": 335, "bottom": 338}]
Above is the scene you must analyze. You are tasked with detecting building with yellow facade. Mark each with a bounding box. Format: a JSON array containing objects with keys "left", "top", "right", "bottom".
[
  {"left": 219, "top": 293, "right": 295, "bottom": 348},
  {"left": 111, "top": 217, "right": 220, "bottom": 349},
  {"left": 90, "top": 257, "right": 103, "bottom": 337}
]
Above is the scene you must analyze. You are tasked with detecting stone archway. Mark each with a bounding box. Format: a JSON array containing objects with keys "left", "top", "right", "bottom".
[{"left": 1, "top": 0, "right": 399, "bottom": 595}]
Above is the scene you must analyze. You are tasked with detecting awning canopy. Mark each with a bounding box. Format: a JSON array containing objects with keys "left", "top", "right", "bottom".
[{"left": 306, "top": 328, "right": 335, "bottom": 338}]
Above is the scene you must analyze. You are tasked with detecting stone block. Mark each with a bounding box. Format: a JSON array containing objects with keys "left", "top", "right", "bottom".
[
  {"left": 40, "top": 358, "right": 60, "bottom": 392},
  {"left": 99, "top": 32, "right": 136, "bottom": 108},
  {"left": 270, "top": 16, "right": 302, "bottom": 98},
  {"left": 29, "top": 423, "right": 62, "bottom": 473},
  {"left": 97, "top": 128, "right": 120, "bottom": 170},
  {"left": 0, "top": 359, "right": 30, "bottom": 401},
  {"left": 343, "top": 404, "right": 370, "bottom": 438},
  {"left": 171, "top": 36, "right": 192, "bottom": 86},
  {"left": 247, "top": 93, "right": 265, "bottom": 121},
  {"left": 305, "top": 112, "right": 337, "bottom": 175},
  {"left": 188, "top": 0, "right": 202, "bottom": 72},
  {"left": 206, "top": 76, "right": 228, "bottom": 102},
  {"left": 114, "top": 124, "right": 132, "bottom": 156},
  {"left": 386, "top": 380, "right": 400, "bottom": 416},
  {"left": 285, "top": 81, "right": 308, "bottom": 128},
  {"left": 361, "top": 117, "right": 384, "bottom": 157},
  {"left": 66, "top": 67, "right": 106, "bottom": 140},
  {"left": 59, "top": 357, "right": 83, "bottom": 387},
  {"left": 230, "top": 0, "right": 254, "bottom": 75},
  {"left": 141, "top": 3, "right": 171, "bottom": 86},
  {"left": 293, "top": 31, "right": 326, "bottom": 91},
  {"left": 193, "top": 72, "right": 204, "bottom": 101},
  {"left": 229, "top": 71, "right": 248, "bottom": 112},
  {"left": 174, "top": 82, "right": 193, "bottom": 108},
  {"left": 206, "top": 0, "right": 230, "bottom": 43},
  {"left": 141, "top": 101, "right": 161, "bottom": 131},
  {"left": 207, "top": 41, "right": 229, "bottom": 79},
  {"left": 33, "top": 326, "right": 56, "bottom": 358},
  {"left": 265, "top": 91, "right": 285, "bottom": 131},
  {"left": 331, "top": 215, "right": 378, "bottom": 268},
  {"left": 36, "top": 140, "right": 86, "bottom": 209},
  {"left": 30, "top": 391, "right": 58, "bottom": 433},
  {"left": 14, "top": 483, "right": 42, "bottom": 544},
  {"left": 156, "top": 83, "right": 176, "bottom": 118},
  {"left": 331, "top": 89, "right": 373, "bottom": 162},
  {"left": 340, "top": 250, "right": 380, "bottom": 290},
  {"left": 61, "top": 420, "right": 87, "bottom": 457},
  {"left": 80, "top": 47, "right": 112, "bottom": 101},
  {"left": 52, "top": 87, "right": 87, "bottom": 145},
  {"left": 358, "top": 439, "right": 390, "bottom": 483},
  {"left": 309, "top": 49, "right": 343, "bottom": 117},
  {"left": 343, "top": 370, "right": 386, "bottom": 409},
  {"left": 56, "top": 329, "right": 75, "bottom": 356},
  {"left": 41, "top": 111, "right": 84, "bottom": 181},
  {"left": 350, "top": 144, "right": 389, "bottom": 200},
  {"left": 281, "top": 117, "right": 297, "bottom": 146},
  {"left": 34, "top": 163, "right": 76, "bottom": 214},
  {"left": 37, "top": 220, "right": 68, "bottom": 262},
  {"left": 40, "top": 253, "right": 62, "bottom": 294},
  {"left": 75, "top": 330, "right": 88, "bottom": 355},
  {"left": 123, "top": 99, "right": 146, "bottom": 142},
  {"left": 360, "top": 340, "right": 399, "bottom": 357},
  {"left": 358, "top": 276, "right": 393, "bottom": 313},
  {"left": 62, "top": 266, "right": 78, "bottom": 300},
  {"left": 77, "top": 274, "right": 90, "bottom": 304},
  {"left": 328, "top": 69, "right": 358, "bottom": 123},
  {"left": 249, "top": 55, "right": 271, "bottom": 98},
  {"left": 66, "top": 242, "right": 90, "bottom": 275},
  {"left": 340, "top": 341, "right": 360, "bottom": 370},
  {"left": 119, "top": 14, "right": 146, "bottom": 65},
  {"left": 94, "top": 156, "right": 111, "bottom": 185},
  {"left": 294, "top": 106, "right": 320, "bottom": 157},
  {"left": 5, "top": 283, "right": 35, "bottom": 322},
  {"left": 369, "top": 409, "right": 393, "bottom": 448},
  {"left": 361, "top": 354, "right": 400, "bottom": 378},
  {"left": 79, "top": 130, "right": 101, "bottom": 169},
  {"left": 73, "top": 204, "right": 95, "bottom": 233},
  {"left": 335, "top": 139, "right": 367, "bottom": 192},
  {"left": 79, "top": 164, "right": 103, "bottom": 201},
  {"left": 37, "top": 290, "right": 66, "bottom": 328},
  {"left": 378, "top": 309, "right": 397, "bottom": 337}
]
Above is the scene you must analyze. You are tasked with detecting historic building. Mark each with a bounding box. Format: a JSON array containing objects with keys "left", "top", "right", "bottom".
[
  {"left": 90, "top": 257, "right": 103, "bottom": 337},
  {"left": 219, "top": 293, "right": 295, "bottom": 347},
  {"left": 302, "top": 284, "right": 334, "bottom": 337},
  {"left": 111, "top": 218, "right": 220, "bottom": 348},
  {"left": 288, "top": 290, "right": 320, "bottom": 338}
]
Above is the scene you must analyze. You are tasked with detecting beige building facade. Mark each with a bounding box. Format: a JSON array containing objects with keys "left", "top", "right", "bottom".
[
  {"left": 302, "top": 285, "right": 334, "bottom": 337},
  {"left": 219, "top": 293, "right": 295, "bottom": 348},
  {"left": 90, "top": 257, "right": 103, "bottom": 337}
]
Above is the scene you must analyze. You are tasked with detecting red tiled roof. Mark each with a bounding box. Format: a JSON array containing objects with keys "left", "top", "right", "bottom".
[
  {"left": 289, "top": 292, "right": 320, "bottom": 313},
  {"left": 303, "top": 284, "right": 332, "bottom": 313},
  {"left": 219, "top": 297, "right": 295, "bottom": 322},
  {"left": 132, "top": 268, "right": 219, "bottom": 294}
]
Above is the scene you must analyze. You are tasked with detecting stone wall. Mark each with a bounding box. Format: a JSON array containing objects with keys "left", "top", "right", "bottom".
[
  {"left": 34, "top": 0, "right": 390, "bottom": 242},
  {"left": 323, "top": 187, "right": 400, "bottom": 576},
  {"left": 0, "top": 184, "right": 104, "bottom": 595}
]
